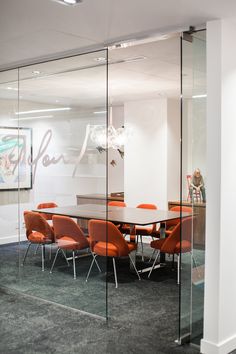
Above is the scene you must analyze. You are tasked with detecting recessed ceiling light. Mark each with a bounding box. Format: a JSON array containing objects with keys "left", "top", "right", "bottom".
[
  {"left": 93, "top": 110, "right": 107, "bottom": 114},
  {"left": 52, "top": 0, "right": 83, "bottom": 6},
  {"left": 15, "top": 107, "right": 71, "bottom": 115},
  {"left": 32, "top": 70, "right": 41, "bottom": 75},
  {"left": 7, "top": 86, "right": 18, "bottom": 91},
  {"left": 10, "top": 115, "right": 54, "bottom": 121},
  {"left": 94, "top": 57, "right": 106, "bottom": 62},
  {"left": 192, "top": 94, "right": 207, "bottom": 99}
]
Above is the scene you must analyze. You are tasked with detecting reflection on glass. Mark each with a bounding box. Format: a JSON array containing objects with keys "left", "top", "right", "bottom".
[
  {"left": 0, "top": 51, "right": 108, "bottom": 318},
  {"left": 181, "top": 30, "right": 206, "bottom": 346}
]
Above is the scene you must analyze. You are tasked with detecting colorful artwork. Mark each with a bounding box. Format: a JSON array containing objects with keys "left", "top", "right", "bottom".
[{"left": 0, "top": 127, "right": 32, "bottom": 190}]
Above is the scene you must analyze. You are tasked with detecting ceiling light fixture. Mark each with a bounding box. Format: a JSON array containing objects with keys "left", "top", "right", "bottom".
[
  {"left": 15, "top": 107, "right": 71, "bottom": 115},
  {"left": 10, "top": 115, "right": 54, "bottom": 121},
  {"left": 32, "top": 70, "right": 41, "bottom": 75},
  {"left": 90, "top": 107, "right": 132, "bottom": 149},
  {"left": 192, "top": 94, "right": 207, "bottom": 99},
  {"left": 52, "top": 0, "right": 83, "bottom": 6},
  {"left": 7, "top": 86, "right": 18, "bottom": 91},
  {"left": 93, "top": 110, "right": 107, "bottom": 114}
]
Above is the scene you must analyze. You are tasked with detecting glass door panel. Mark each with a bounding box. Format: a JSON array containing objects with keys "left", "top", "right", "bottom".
[
  {"left": 180, "top": 30, "right": 206, "bottom": 346},
  {"left": 0, "top": 69, "right": 21, "bottom": 290},
  {"left": 0, "top": 50, "right": 108, "bottom": 318}
]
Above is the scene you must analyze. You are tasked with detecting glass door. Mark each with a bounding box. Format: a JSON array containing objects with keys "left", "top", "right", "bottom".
[
  {"left": 180, "top": 29, "right": 206, "bottom": 346},
  {"left": 0, "top": 49, "right": 109, "bottom": 319}
]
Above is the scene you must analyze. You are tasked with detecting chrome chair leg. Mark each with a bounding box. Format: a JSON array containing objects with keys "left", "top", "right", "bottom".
[
  {"left": 148, "top": 249, "right": 156, "bottom": 263},
  {"left": 148, "top": 250, "right": 160, "bottom": 278},
  {"left": 50, "top": 248, "right": 60, "bottom": 274},
  {"left": 140, "top": 236, "right": 144, "bottom": 261},
  {"left": 90, "top": 251, "right": 101, "bottom": 272},
  {"left": 177, "top": 254, "right": 180, "bottom": 285},
  {"left": 41, "top": 244, "right": 45, "bottom": 272},
  {"left": 21, "top": 242, "right": 32, "bottom": 266},
  {"left": 86, "top": 254, "right": 100, "bottom": 282},
  {"left": 72, "top": 251, "right": 76, "bottom": 280},
  {"left": 34, "top": 244, "right": 40, "bottom": 255},
  {"left": 61, "top": 249, "right": 70, "bottom": 266},
  {"left": 113, "top": 257, "right": 118, "bottom": 288},
  {"left": 128, "top": 254, "right": 141, "bottom": 280}
]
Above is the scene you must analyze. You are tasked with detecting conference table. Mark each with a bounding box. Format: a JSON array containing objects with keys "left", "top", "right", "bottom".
[{"left": 33, "top": 204, "right": 191, "bottom": 273}]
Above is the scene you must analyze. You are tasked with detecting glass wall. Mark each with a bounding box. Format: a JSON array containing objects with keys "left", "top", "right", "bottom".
[
  {"left": 180, "top": 30, "right": 206, "bottom": 346},
  {"left": 0, "top": 50, "right": 108, "bottom": 318}
]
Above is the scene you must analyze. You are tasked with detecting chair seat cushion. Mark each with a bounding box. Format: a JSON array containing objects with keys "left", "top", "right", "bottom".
[
  {"left": 57, "top": 236, "right": 89, "bottom": 250},
  {"left": 94, "top": 241, "right": 137, "bottom": 257},
  {"left": 28, "top": 232, "right": 52, "bottom": 244},
  {"left": 150, "top": 238, "right": 165, "bottom": 250}
]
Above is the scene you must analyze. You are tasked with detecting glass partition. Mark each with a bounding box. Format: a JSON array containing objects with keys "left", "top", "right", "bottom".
[
  {"left": 0, "top": 50, "right": 108, "bottom": 318},
  {"left": 180, "top": 30, "right": 206, "bottom": 346}
]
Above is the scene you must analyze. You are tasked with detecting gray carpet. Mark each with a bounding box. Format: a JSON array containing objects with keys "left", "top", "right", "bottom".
[{"left": 0, "top": 242, "right": 203, "bottom": 354}]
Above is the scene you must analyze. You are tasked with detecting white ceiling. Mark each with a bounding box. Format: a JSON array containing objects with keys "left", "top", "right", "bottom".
[
  {"left": 0, "top": 33, "right": 207, "bottom": 111},
  {"left": 0, "top": 0, "right": 235, "bottom": 69}
]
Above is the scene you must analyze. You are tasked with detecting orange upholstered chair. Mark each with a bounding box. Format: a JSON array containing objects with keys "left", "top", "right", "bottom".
[
  {"left": 148, "top": 217, "right": 193, "bottom": 284},
  {"left": 164, "top": 205, "right": 192, "bottom": 236},
  {"left": 86, "top": 219, "right": 141, "bottom": 288},
  {"left": 51, "top": 215, "right": 100, "bottom": 279},
  {"left": 23, "top": 211, "right": 55, "bottom": 271},
  {"left": 108, "top": 201, "right": 127, "bottom": 207},
  {"left": 37, "top": 202, "right": 58, "bottom": 221}
]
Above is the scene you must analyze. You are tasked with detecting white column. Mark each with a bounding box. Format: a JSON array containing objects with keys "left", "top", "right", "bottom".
[{"left": 201, "top": 18, "right": 236, "bottom": 354}]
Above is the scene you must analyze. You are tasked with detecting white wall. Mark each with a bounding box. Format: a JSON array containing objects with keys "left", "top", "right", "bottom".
[
  {"left": 124, "top": 98, "right": 168, "bottom": 208},
  {"left": 167, "top": 98, "right": 180, "bottom": 201},
  {"left": 124, "top": 98, "right": 180, "bottom": 209},
  {"left": 201, "top": 18, "right": 236, "bottom": 354}
]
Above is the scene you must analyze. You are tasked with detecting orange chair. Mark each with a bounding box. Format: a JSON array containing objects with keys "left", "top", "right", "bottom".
[
  {"left": 37, "top": 202, "right": 58, "bottom": 221},
  {"left": 148, "top": 217, "right": 193, "bottom": 284},
  {"left": 51, "top": 215, "right": 101, "bottom": 279},
  {"left": 108, "top": 201, "right": 127, "bottom": 207},
  {"left": 164, "top": 205, "right": 192, "bottom": 236},
  {"left": 86, "top": 219, "right": 141, "bottom": 288},
  {"left": 23, "top": 211, "right": 55, "bottom": 271}
]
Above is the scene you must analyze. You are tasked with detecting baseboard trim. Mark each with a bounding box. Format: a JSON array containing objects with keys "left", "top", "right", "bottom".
[
  {"left": 0, "top": 234, "right": 27, "bottom": 245},
  {"left": 201, "top": 334, "right": 236, "bottom": 354}
]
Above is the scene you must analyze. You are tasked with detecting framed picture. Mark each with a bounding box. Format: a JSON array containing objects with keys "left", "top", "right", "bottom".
[{"left": 0, "top": 127, "right": 32, "bottom": 190}]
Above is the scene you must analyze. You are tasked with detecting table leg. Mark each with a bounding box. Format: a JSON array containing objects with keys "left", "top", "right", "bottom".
[
  {"left": 160, "top": 222, "right": 166, "bottom": 263},
  {"left": 130, "top": 224, "right": 136, "bottom": 242}
]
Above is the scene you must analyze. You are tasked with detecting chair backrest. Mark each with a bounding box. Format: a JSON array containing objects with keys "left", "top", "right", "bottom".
[
  {"left": 37, "top": 202, "right": 58, "bottom": 220},
  {"left": 136, "top": 204, "right": 158, "bottom": 232},
  {"left": 166, "top": 205, "right": 192, "bottom": 228},
  {"left": 161, "top": 217, "right": 193, "bottom": 254},
  {"left": 137, "top": 203, "right": 157, "bottom": 210},
  {"left": 24, "top": 211, "right": 54, "bottom": 241},
  {"left": 52, "top": 215, "right": 89, "bottom": 249},
  {"left": 88, "top": 219, "right": 130, "bottom": 257},
  {"left": 108, "top": 201, "right": 127, "bottom": 207},
  {"left": 170, "top": 206, "right": 192, "bottom": 213}
]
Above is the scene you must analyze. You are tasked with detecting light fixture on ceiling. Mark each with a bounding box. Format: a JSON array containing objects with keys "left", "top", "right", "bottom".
[
  {"left": 10, "top": 115, "right": 54, "bottom": 121},
  {"left": 93, "top": 110, "right": 107, "bottom": 115},
  {"left": 192, "top": 94, "right": 207, "bottom": 99},
  {"left": 90, "top": 107, "right": 132, "bottom": 150},
  {"left": 15, "top": 107, "right": 71, "bottom": 115},
  {"left": 52, "top": 0, "right": 83, "bottom": 6},
  {"left": 32, "top": 70, "right": 41, "bottom": 76},
  {"left": 7, "top": 86, "right": 18, "bottom": 91}
]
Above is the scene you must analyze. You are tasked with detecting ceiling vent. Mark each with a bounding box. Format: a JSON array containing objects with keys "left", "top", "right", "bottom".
[{"left": 52, "top": 0, "right": 83, "bottom": 6}]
